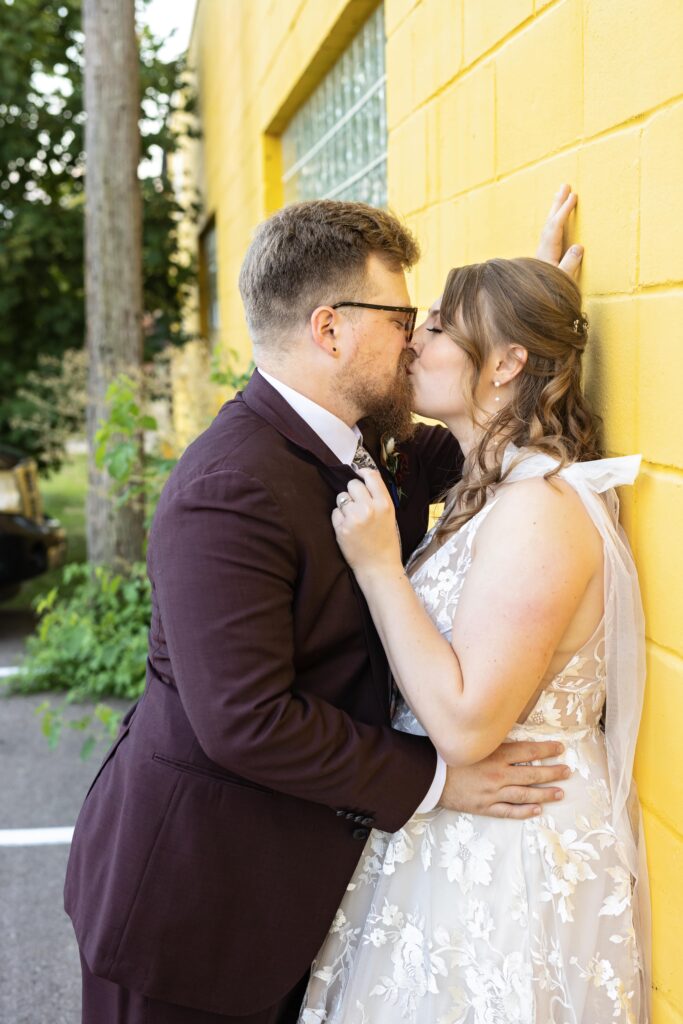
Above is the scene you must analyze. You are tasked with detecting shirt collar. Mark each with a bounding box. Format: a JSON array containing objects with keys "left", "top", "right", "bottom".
[{"left": 258, "top": 369, "right": 361, "bottom": 465}]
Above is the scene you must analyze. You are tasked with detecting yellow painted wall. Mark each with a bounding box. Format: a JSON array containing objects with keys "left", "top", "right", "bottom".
[
  {"left": 177, "top": 2, "right": 683, "bottom": 1017},
  {"left": 170, "top": 0, "right": 382, "bottom": 447}
]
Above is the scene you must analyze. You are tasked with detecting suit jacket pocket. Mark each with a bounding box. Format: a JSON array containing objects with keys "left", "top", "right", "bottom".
[{"left": 151, "top": 753, "right": 275, "bottom": 795}]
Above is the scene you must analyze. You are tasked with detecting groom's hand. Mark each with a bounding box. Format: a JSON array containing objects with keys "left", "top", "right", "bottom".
[
  {"left": 536, "top": 183, "right": 583, "bottom": 279},
  {"left": 439, "top": 740, "right": 569, "bottom": 819}
]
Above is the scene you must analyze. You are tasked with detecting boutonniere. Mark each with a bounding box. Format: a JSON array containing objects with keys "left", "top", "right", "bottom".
[{"left": 381, "top": 435, "right": 408, "bottom": 507}]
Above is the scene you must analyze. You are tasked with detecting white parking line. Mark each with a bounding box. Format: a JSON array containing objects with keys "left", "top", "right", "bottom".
[{"left": 0, "top": 827, "right": 74, "bottom": 846}]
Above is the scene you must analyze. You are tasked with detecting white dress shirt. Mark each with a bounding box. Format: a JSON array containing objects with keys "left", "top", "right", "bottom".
[{"left": 259, "top": 369, "right": 446, "bottom": 814}]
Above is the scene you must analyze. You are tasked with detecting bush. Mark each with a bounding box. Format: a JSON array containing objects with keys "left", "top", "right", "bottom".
[
  {"left": 34, "top": 699, "right": 123, "bottom": 762},
  {"left": 210, "top": 348, "right": 255, "bottom": 392},
  {"left": 11, "top": 367, "right": 176, "bottom": 757},
  {"left": 95, "top": 370, "right": 177, "bottom": 529},
  {"left": 9, "top": 561, "right": 150, "bottom": 758},
  {"left": 14, "top": 562, "right": 150, "bottom": 701},
  {"left": 8, "top": 349, "right": 88, "bottom": 475}
]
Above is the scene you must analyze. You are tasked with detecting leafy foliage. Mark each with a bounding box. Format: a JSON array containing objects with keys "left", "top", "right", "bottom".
[
  {"left": 35, "top": 698, "right": 121, "bottom": 760},
  {"left": 10, "top": 561, "right": 149, "bottom": 759},
  {"left": 0, "top": 0, "right": 199, "bottom": 463},
  {"left": 13, "top": 561, "right": 150, "bottom": 701},
  {"left": 210, "top": 348, "right": 255, "bottom": 392},
  {"left": 95, "top": 369, "right": 177, "bottom": 529},
  {"left": 8, "top": 347, "right": 87, "bottom": 473},
  {"left": 9, "top": 365, "right": 179, "bottom": 756}
]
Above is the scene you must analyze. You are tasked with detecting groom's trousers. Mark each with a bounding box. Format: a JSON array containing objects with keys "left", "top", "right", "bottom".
[{"left": 80, "top": 953, "right": 310, "bottom": 1024}]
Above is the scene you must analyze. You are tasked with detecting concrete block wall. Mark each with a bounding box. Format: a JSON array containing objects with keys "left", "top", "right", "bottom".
[{"left": 387, "top": 3, "right": 682, "bottom": 1019}]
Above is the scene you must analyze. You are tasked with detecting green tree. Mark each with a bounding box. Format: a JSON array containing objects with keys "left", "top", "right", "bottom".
[{"left": 0, "top": 0, "right": 197, "bottom": 470}]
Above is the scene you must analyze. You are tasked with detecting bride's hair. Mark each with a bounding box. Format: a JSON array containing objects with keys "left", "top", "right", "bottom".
[{"left": 436, "top": 256, "right": 602, "bottom": 538}]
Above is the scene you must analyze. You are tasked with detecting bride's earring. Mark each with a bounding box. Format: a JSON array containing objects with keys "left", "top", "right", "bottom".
[{"left": 494, "top": 381, "right": 501, "bottom": 402}]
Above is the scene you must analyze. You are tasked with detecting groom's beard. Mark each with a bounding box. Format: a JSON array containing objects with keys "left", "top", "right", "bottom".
[{"left": 341, "top": 350, "right": 417, "bottom": 443}]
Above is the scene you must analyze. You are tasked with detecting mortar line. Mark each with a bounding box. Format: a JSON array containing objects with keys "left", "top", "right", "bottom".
[{"left": 645, "top": 638, "right": 683, "bottom": 664}]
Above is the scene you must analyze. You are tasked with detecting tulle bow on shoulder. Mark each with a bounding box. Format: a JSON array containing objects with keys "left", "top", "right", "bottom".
[
  {"left": 501, "top": 442, "right": 640, "bottom": 492},
  {"left": 561, "top": 453, "right": 641, "bottom": 492}
]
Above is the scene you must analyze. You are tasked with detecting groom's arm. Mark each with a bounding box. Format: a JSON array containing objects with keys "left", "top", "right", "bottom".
[
  {"left": 150, "top": 465, "right": 436, "bottom": 834},
  {"left": 412, "top": 422, "right": 464, "bottom": 503}
]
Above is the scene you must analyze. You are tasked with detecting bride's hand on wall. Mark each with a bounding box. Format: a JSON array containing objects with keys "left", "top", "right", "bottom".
[
  {"left": 332, "top": 469, "right": 402, "bottom": 578},
  {"left": 535, "top": 183, "right": 584, "bottom": 279}
]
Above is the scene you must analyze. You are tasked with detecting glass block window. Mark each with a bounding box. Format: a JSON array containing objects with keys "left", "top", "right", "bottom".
[
  {"left": 199, "top": 220, "right": 220, "bottom": 346},
  {"left": 282, "top": 5, "right": 387, "bottom": 207}
]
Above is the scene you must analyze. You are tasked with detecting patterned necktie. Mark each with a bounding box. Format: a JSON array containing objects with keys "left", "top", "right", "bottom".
[
  {"left": 352, "top": 441, "right": 379, "bottom": 472},
  {"left": 352, "top": 439, "right": 401, "bottom": 715}
]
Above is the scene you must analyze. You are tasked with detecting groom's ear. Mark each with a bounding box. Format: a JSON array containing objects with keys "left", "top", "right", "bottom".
[
  {"left": 310, "top": 305, "right": 341, "bottom": 358},
  {"left": 496, "top": 344, "right": 528, "bottom": 384}
]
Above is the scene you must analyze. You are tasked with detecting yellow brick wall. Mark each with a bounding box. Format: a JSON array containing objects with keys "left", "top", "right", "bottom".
[{"left": 178, "top": 3, "right": 683, "bottom": 1016}]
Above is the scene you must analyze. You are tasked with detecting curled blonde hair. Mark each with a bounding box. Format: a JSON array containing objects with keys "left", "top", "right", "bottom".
[{"left": 437, "top": 257, "right": 602, "bottom": 538}]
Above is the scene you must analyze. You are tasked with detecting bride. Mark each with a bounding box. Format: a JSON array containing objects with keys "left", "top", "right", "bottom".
[{"left": 299, "top": 257, "right": 649, "bottom": 1023}]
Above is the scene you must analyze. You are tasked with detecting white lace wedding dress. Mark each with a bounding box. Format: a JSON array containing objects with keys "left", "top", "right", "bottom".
[{"left": 300, "top": 448, "right": 649, "bottom": 1024}]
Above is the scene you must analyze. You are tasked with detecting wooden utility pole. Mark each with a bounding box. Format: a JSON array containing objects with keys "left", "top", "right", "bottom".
[{"left": 83, "top": 0, "right": 144, "bottom": 566}]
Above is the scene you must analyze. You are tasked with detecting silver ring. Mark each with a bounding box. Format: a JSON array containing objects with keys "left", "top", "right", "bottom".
[{"left": 336, "top": 493, "right": 352, "bottom": 510}]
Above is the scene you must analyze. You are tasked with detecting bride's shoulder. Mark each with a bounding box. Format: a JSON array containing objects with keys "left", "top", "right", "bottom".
[
  {"left": 479, "top": 473, "right": 602, "bottom": 561},
  {"left": 497, "top": 472, "right": 576, "bottom": 505}
]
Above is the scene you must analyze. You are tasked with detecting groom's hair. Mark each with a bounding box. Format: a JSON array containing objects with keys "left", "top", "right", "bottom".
[{"left": 238, "top": 200, "right": 419, "bottom": 349}]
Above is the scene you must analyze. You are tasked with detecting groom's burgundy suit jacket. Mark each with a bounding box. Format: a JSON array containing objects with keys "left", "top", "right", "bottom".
[{"left": 64, "top": 370, "right": 463, "bottom": 1016}]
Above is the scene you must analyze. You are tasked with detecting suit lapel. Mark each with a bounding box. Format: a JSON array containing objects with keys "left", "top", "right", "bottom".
[
  {"left": 239, "top": 370, "right": 345, "bottom": 465},
  {"left": 238, "top": 370, "right": 392, "bottom": 714}
]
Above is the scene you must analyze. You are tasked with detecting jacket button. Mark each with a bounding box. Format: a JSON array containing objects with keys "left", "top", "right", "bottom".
[
  {"left": 362, "top": 817, "right": 374, "bottom": 827},
  {"left": 352, "top": 827, "right": 370, "bottom": 841},
  {"left": 335, "top": 810, "right": 345, "bottom": 817}
]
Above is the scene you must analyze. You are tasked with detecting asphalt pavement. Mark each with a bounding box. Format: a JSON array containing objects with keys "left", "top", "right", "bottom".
[{"left": 0, "top": 609, "right": 128, "bottom": 1024}]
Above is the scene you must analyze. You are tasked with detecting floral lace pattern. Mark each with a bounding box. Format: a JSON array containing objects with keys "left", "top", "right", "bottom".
[{"left": 299, "top": 483, "right": 646, "bottom": 1023}]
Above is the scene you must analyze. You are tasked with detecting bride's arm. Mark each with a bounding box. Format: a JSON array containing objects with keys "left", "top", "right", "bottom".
[{"left": 333, "top": 470, "right": 601, "bottom": 767}]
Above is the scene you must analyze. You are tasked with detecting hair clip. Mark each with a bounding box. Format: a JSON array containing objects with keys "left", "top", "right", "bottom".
[{"left": 572, "top": 315, "right": 588, "bottom": 335}]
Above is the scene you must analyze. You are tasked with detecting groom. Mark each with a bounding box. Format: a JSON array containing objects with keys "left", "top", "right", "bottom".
[{"left": 65, "top": 194, "right": 581, "bottom": 1023}]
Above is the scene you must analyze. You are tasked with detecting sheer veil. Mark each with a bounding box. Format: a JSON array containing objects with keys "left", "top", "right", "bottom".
[{"left": 503, "top": 445, "right": 651, "bottom": 1017}]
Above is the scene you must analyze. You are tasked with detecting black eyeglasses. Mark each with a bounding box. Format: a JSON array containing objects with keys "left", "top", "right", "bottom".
[{"left": 331, "top": 301, "right": 418, "bottom": 343}]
